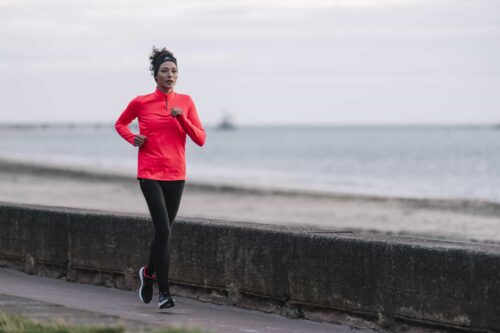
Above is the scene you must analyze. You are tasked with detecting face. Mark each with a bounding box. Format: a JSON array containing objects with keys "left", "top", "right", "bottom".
[{"left": 156, "top": 61, "right": 178, "bottom": 91}]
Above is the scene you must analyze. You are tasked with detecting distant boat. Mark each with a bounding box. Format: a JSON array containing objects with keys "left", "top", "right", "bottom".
[{"left": 216, "top": 114, "right": 236, "bottom": 131}]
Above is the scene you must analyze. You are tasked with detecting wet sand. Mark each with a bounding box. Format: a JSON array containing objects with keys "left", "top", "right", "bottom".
[{"left": 1, "top": 159, "right": 499, "bottom": 243}]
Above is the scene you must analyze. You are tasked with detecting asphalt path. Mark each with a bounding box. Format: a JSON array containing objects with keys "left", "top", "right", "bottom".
[{"left": 0, "top": 268, "right": 376, "bottom": 333}]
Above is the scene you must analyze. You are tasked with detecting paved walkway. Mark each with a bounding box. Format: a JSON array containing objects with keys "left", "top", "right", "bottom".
[{"left": 0, "top": 268, "right": 376, "bottom": 333}]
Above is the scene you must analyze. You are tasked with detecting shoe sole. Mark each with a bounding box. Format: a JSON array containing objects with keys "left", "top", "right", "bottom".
[
  {"left": 158, "top": 298, "right": 175, "bottom": 309},
  {"left": 139, "top": 267, "right": 153, "bottom": 304}
]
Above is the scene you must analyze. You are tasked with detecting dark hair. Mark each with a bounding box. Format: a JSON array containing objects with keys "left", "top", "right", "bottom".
[{"left": 149, "top": 46, "right": 177, "bottom": 79}]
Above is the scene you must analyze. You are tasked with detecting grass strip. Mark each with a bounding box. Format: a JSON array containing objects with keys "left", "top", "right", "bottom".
[{"left": 0, "top": 312, "right": 209, "bottom": 333}]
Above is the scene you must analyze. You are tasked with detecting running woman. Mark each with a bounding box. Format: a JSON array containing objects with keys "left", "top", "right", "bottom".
[{"left": 115, "top": 47, "right": 206, "bottom": 309}]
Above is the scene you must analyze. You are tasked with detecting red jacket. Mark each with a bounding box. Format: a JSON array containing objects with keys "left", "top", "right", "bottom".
[{"left": 115, "top": 89, "right": 206, "bottom": 180}]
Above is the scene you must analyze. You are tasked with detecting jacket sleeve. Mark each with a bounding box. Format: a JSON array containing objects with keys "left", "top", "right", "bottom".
[
  {"left": 115, "top": 98, "right": 138, "bottom": 145},
  {"left": 176, "top": 96, "right": 206, "bottom": 147}
]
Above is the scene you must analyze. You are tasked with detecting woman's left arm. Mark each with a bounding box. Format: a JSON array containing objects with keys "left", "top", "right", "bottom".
[{"left": 175, "top": 97, "right": 206, "bottom": 146}]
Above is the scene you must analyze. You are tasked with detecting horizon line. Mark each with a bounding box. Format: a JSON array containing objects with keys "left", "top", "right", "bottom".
[{"left": 0, "top": 121, "right": 498, "bottom": 128}]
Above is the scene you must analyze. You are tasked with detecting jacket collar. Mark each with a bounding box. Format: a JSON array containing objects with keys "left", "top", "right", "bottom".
[{"left": 154, "top": 88, "right": 175, "bottom": 99}]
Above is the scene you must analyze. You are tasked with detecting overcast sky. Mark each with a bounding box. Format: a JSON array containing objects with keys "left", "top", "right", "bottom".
[{"left": 1, "top": 0, "right": 499, "bottom": 125}]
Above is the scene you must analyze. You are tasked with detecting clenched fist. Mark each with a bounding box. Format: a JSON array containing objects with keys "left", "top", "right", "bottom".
[
  {"left": 171, "top": 107, "right": 183, "bottom": 117},
  {"left": 134, "top": 134, "right": 147, "bottom": 147}
]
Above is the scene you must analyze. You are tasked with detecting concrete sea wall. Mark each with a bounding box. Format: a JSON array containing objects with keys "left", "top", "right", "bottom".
[{"left": 0, "top": 202, "right": 499, "bottom": 331}]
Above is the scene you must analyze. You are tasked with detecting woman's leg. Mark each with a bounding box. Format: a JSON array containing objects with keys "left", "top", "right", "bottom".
[
  {"left": 139, "top": 179, "right": 172, "bottom": 294},
  {"left": 160, "top": 180, "right": 185, "bottom": 227},
  {"left": 156, "top": 180, "right": 185, "bottom": 294}
]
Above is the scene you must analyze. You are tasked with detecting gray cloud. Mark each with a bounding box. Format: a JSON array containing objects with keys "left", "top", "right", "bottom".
[{"left": 0, "top": 0, "right": 499, "bottom": 124}]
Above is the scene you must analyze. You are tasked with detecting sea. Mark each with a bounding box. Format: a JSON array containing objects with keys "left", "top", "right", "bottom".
[{"left": 1, "top": 124, "right": 499, "bottom": 203}]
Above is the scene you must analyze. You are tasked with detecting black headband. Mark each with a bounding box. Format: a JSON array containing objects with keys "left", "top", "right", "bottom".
[{"left": 154, "top": 55, "right": 177, "bottom": 78}]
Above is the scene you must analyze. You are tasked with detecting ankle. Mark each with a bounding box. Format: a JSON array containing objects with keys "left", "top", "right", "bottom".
[{"left": 143, "top": 266, "right": 156, "bottom": 279}]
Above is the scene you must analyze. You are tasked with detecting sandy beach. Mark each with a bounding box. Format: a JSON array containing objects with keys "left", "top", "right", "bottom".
[{"left": 1, "top": 159, "right": 499, "bottom": 244}]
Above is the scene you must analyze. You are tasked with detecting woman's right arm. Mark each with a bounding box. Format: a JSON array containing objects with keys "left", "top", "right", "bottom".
[{"left": 115, "top": 98, "right": 141, "bottom": 146}]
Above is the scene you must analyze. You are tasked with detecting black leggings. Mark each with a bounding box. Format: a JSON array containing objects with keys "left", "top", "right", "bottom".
[{"left": 139, "top": 178, "right": 185, "bottom": 294}]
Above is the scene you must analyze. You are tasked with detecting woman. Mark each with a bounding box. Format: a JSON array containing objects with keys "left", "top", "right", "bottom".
[{"left": 115, "top": 47, "right": 206, "bottom": 309}]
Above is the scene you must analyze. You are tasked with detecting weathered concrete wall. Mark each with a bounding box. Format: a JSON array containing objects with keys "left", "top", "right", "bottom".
[{"left": 0, "top": 202, "right": 499, "bottom": 332}]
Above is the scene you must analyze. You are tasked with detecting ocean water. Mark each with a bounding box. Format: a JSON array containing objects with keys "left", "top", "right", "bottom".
[{"left": 1, "top": 125, "right": 499, "bottom": 203}]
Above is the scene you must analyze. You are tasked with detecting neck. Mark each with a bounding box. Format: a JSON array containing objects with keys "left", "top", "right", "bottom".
[{"left": 157, "top": 85, "right": 173, "bottom": 94}]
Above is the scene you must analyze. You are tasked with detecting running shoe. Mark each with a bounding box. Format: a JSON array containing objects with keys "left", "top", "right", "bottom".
[
  {"left": 138, "top": 266, "right": 155, "bottom": 304},
  {"left": 158, "top": 292, "right": 175, "bottom": 309}
]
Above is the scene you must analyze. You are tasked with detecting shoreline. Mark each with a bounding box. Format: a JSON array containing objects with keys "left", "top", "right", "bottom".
[
  {"left": 2, "top": 157, "right": 499, "bottom": 210},
  {"left": 1, "top": 158, "right": 500, "bottom": 244}
]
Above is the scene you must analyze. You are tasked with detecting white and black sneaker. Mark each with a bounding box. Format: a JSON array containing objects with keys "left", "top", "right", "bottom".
[
  {"left": 139, "top": 266, "right": 156, "bottom": 304},
  {"left": 158, "top": 292, "right": 175, "bottom": 309}
]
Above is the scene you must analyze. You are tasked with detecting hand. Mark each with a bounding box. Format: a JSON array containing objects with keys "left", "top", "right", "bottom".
[
  {"left": 171, "top": 107, "right": 183, "bottom": 117},
  {"left": 133, "top": 134, "right": 147, "bottom": 147}
]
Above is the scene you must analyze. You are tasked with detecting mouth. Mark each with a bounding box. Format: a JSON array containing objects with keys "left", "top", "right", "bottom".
[{"left": 166, "top": 80, "right": 174, "bottom": 85}]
